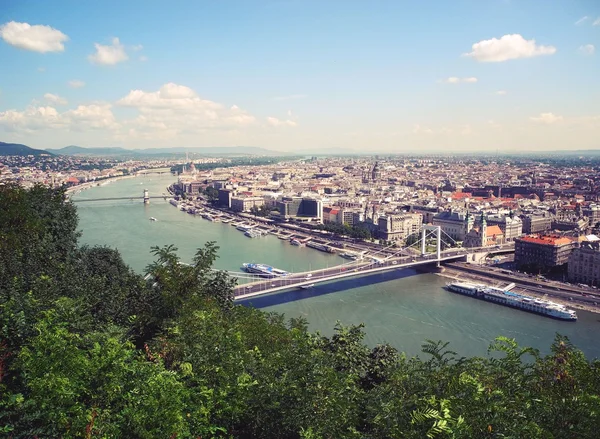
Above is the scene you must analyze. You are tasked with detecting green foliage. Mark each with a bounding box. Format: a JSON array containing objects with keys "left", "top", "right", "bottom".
[
  {"left": 316, "top": 222, "right": 372, "bottom": 239},
  {"left": 1, "top": 184, "right": 600, "bottom": 438}
]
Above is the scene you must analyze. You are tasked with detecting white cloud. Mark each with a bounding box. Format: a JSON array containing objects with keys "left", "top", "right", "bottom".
[
  {"left": 413, "top": 124, "right": 433, "bottom": 134},
  {"left": 139, "top": 55, "right": 148, "bottom": 62},
  {"left": 266, "top": 116, "right": 297, "bottom": 127},
  {"left": 495, "top": 90, "right": 507, "bottom": 95},
  {"left": 44, "top": 93, "right": 67, "bottom": 105},
  {"left": 0, "top": 21, "right": 68, "bottom": 53},
  {"left": 0, "top": 102, "right": 118, "bottom": 133},
  {"left": 594, "top": 17, "right": 600, "bottom": 26},
  {"left": 460, "top": 124, "right": 473, "bottom": 136},
  {"left": 68, "top": 80, "right": 85, "bottom": 88},
  {"left": 578, "top": 44, "right": 595, "bottom": 56},
  {"left": 0, "top": 106, "right": 65, "bottom": 132},
  {"left": 116, "top": 83, "right": 257, "bottom": 139},
  {"left": 463, "top": 34, "right": 556, "bottom": 62},
  {"left": 63, "top": 103, "right": 119, "bottom": 130},
  {"left": 273, "top": 94, "right": 307, "bottom": 101},
  {"left": 131, "top": 44, "right": 143, "bottom": 51},
  {"left": 37, "top": 67, "right": 45, "bottom": 73},
  {"left": 575, "top": 16, "right": 588, "bottom": 25},
  {"left": 88, "top": 37, "right": 129, "bottom": 65},
  {"left": 487, "top": 120, "right": 501, "bottom": 129},
  {"left": 530, "top": 112, "right": 563, "bottom": 124},
  {"left": 442, "top": 77, "right": 478, "bottom": 84}
]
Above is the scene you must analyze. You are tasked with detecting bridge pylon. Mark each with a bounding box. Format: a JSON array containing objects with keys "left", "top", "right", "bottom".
[
  {"left": 143, "top": 189, "right": 149, "bottom": 204},
  {"left": 421, "top": 225, "right": 442, "bottom": 265}
]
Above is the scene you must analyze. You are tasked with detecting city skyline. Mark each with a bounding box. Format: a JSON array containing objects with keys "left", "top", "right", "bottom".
[{"left": 0, "top": 0, "right": 599, "bottom": 152}]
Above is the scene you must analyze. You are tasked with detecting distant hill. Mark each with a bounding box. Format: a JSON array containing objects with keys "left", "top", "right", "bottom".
[
  {"left": 48, "top": 145, "right": 288, "bottom": 157},
  {"left": 0, "top": 141, "right": 53, "bottom": 156},
  {"left": 50, "top": 146, "right": 136, "bottom": 156}
]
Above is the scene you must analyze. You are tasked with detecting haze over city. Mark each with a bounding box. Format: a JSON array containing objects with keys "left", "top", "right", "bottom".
[{"left": 0, "top": 0, "right": 599, "bottom": 152}]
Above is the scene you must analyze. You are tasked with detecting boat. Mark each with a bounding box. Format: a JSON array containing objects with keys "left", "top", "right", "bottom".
[
  {"left": 244, "top": 229, "right": 262, "bottom": 238},
  {"left": 236, "top": 224, "right": 253, "bottom": 231},
  {"left": 339, "top": 252, "right": 359, "bottom": 260},
  {"left": 290, "top": 238, "right": 304, "bottom": 246},
  {"left": 306, "top": 241, "right": 332, "bottom": 252},
  {"left": 149, "top": 217, "right": 157, "bottom": 221},
  {"left": 445, "top": 282, "right": 577, "bottom": 321},
  {"left": 241, "top": 263, "right": 290, "bottom": 278},
  {"left": 300, "top": 284, "right": 315, "bottom": 289}
]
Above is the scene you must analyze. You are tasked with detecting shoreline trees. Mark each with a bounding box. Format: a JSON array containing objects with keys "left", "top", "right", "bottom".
[{"left": 1, "top": 184, "right": 599, "bottom": 438}]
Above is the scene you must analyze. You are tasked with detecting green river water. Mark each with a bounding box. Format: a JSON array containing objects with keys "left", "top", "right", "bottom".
[{"left": 73, "top": 174, "right": 600, "bottom": 359}]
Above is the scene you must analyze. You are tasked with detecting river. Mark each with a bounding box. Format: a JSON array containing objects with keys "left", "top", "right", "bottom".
[{"left": 73, "top": 174, "right": 600, "bottom": 359}]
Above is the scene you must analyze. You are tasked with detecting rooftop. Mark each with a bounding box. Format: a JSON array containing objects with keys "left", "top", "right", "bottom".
[{"left": 518, "top": 235, "right": 573, "bottom": 246}]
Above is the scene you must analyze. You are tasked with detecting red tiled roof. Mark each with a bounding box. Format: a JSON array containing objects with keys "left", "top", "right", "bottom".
[
  {"left": 486, "top": 225, "right": 503, "bottom": 236},
  {"left": 518, "top": 235, "right": 573, "bottom": 246},
  {"left": 451, "top": 192, "right": 472, "bottom": 200}
]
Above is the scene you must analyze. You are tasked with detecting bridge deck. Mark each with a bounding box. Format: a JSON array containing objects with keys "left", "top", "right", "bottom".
[
  {"left": 71, "top": 196, "right": 173, "bottom": 202},
  {"left": 234, "top": 254, "right": 464, "bottom": 301}
]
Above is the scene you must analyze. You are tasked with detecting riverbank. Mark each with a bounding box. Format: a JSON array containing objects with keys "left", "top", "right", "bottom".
[
  {"left": 66, "top": 174, "right": 138, "bottom": 195},
  {"left": 437, "top": 267, "right": 600, "bottom": 315}
]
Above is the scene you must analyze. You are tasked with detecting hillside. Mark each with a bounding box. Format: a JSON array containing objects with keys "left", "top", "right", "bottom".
[
  {"left": 0, "top": 141, "right": 53, "bottom": 156},
  {"left": 49, "top": 145, "right": 287, "bottom": 157},
  {"left": 49, "top": 145, "right": 138, "bottom": 156}
]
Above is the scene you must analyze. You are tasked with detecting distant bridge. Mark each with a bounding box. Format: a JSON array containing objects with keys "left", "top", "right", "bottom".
[
  {"left": 70, "top": 188, "right": 174, "bottom": 203},
  {"left": 72, "top": 196, "right": 173, "bottom": 203}
]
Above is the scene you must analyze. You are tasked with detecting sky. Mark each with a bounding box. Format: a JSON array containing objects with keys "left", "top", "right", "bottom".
[{"left": 0, "top": 0, "right": 599, "bottom": 153}]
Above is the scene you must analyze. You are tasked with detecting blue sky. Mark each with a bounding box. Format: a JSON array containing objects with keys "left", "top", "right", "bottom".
[{"left": 0, "top": 0, "right": 599, "bottom": 152}]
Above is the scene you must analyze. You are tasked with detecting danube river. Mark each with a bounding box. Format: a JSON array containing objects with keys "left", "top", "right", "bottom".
[{"left": 74, "top": 174, "right": 600, "bottom": 359}]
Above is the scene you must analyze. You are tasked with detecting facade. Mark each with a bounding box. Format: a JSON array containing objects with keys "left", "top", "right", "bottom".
[
  {"left": 583, "top": 204, "right": 600, "bottom": 226},
  {"left": 378, "top": 213, "right": 423, "bottom": 242},
  {"left": 432, "top": 210, "right": 474, "bottom": 242},
  {"left": 322, "top": 207, "right": 340, "bottom": 224},
  {"left": 486, "top": 214, "right": 523, "bottom": 242},
  {"left": 230, "top": 196, "right": 264, "bottom": 212},
  {"left": 410, "top": 206, "right": 440, "bottom": 224},
  {"left": 339, "top": 208, "right": 362, "bottom": 225},
  {"left": 521, "top": 215, "right": 552, "bottom": 234},
  {"left": 568, "top": 240, "right": 600, "bottom": 286},
  {"left": 463, "top": 215, "right": 504, "bottom": 248},
  {"left": 217, "top": 189, "right": 233, "bottom": 208},
  {"left": 515, "top": 235, "right": 576, "bottom": 270},
  {"left": 276, "top": 196, "right": 323, "bottom": 221}
]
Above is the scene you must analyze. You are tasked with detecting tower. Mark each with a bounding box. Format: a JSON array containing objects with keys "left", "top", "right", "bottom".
[
  {"left": 464, "top": 210, "right": 474, "bottom": 236},
  {"left": 371, "top": 161, "right": 381, "bottom": 182},
  {"left": 143, "top": 189, "right": 150, "bottom": 204},
  {"left": 480, "top": 211, "right": 487, "bottom": 247}
]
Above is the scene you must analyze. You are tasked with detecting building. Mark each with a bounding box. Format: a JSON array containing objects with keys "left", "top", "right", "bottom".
[
  {"left": 339, "top": 208, "right": 363, "bottom": 226},
  {"left": 568, "top": 239, "right": 600, "bottom": 286},
  {"left": 486, "top": 214, "right": 523, "bottom": 242},
  {"left": 378, "top": 213, "right": 423, "bottom": 242},
  {"left": 521, "top": 214, "right": 552, "bottom": 234},
  {"left": 432, "top": 210, "right": 474, "bottom": 242},
  {"left": 515, "top": 234, "right": 576, "bottom": 271},
  {"left": 276, "top": 196, "right": 323, "bottom": 221},
  {"left": 230, "top": 196, "right": 264, "bottom": 212},
  {"left": 218, "top": 189, "right": 233, "bottom": 208},
  {"left": 582, "top": 204, "right": 600, "bottom": 227},
  {"left": 322, "top": 207, "right": 340, "bottom": 224},
  {"left": 464, "top": 214, "right": 504, "bottom": 248}
]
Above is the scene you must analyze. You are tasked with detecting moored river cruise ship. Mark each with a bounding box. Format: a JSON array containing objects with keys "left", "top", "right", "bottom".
[{"left": 445, "top": 282, "right": 577, "bottom": 321}]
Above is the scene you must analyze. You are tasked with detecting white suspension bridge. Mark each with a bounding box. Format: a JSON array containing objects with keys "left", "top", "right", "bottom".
[{"left": 221, "top": 225, "right": 514, "bottom": 300}]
